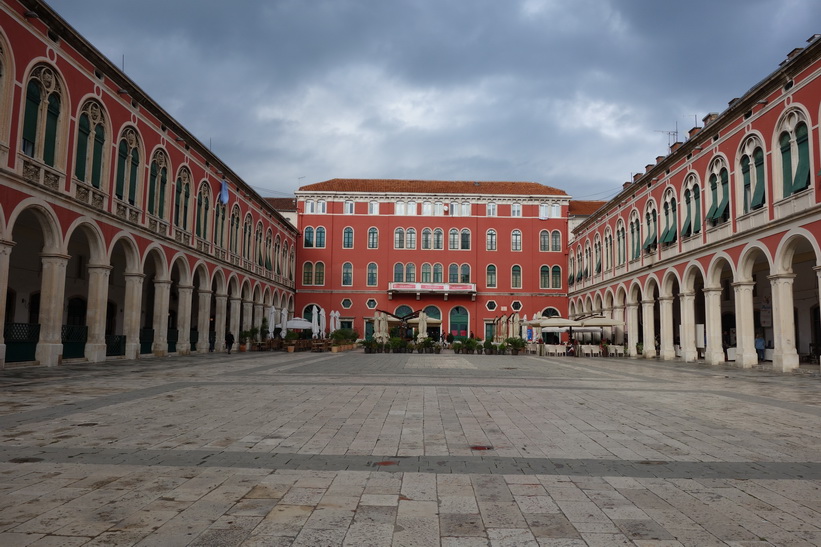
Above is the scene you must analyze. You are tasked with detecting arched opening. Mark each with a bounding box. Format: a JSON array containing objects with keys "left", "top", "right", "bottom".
[{"left": 449, "top": 306, "right": 469, "bottom": 340}]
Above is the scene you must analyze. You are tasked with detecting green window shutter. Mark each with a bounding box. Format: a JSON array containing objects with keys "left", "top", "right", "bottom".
[
  {"left": 148, "top": 162, "right": 157, "bottom": 214},
  {"left": 595, "top": 259, "right": 601, "bottom": 274},
  {"left": 693, "top": 188, "right": 702, "bottom": 233},
  {"left": 741, "top": 156, "right": 751, "bottom": 214},
  {"left": 669, "top": 201, "right": 677, "bottom": 243},
  {"left": 158, "top": 168, "right": 167, "bottom": 218},
  {"left": 751, "top": 148, "right": 766, "bottom": 209},
  {"left": 716, "top": 169, "right": 730, "bottom": 221},
  {"left": 91, "top": 124, "right": 105, "bottom": 189},
  {"left": 793, "top": 123, "right": 810, "bottom": 193},
  {"left": 43, "top": 93, "right": 60, "bottom": 167},
  {"left": 183, "top": 185, "right": 190, "bottom": 230},
  {"left": 705, "top": 175, "right": 718, "bottom": 221},
  {"left": 128, "top": 149, "right": 139, "bottom": 205},
  {"left": 115, "top": 140, "right": 127, "bottom": 199},
  {"left": 75, "top": 113, "right": 90, "bottom": 181},
  {"left": 174, "top": 180, "right": 183, "bottom": 226},
  {"left": 22, "top": 80, "right": 41, "bottom": 155},
  {"left": 780, "top": 132, "right": 793, "bottom": 197},
  {"left": 195, "top": 193, "right": 202, "bottom": 236}
]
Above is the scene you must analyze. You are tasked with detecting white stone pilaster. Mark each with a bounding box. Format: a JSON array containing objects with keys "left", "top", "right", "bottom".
[
  {"left": 769, "top": 273, "right": 799, "bottom": 372},
  {"left": 612, "top": 305, "right": 625, "bottom": 344},
  {"left": 123, "top": 273, "right": 144, "bottom": 359},
  {"left": 626, "top": 302, "right": 639, "bottom": 356},
  {"left": 679, "top": 292, "right": 698, "bottom": 362},
  {"left": 84, "top": 264, "right": 112, "bottom": 363},
  {"left": 703, "top": 287, "right": 725, "bottom": 365},
  {"left": 36, "top": 253, "right": 69, "bottom": 366},
  {"left": 152, "top": 279, "right": 171, "bottom": 356},
  {"left": 242, "top": 300, "right": 253, "bottom": 335},
  {"left": 641, "top": 299, "right": 657, "bottom": 359},
  {"left": 215, "top": 294, "right": 228, "bottom": 352},
  {"left": 0, "top": 240, "right": 15, "bottom": 368},
  {"left": 733, "top": 281, "right": 758, "bottom": 368},
  {"left": 196, "top": 289, "right": 212, "bottom": 353},
  {"left": 229, "top": 297, "right": 241, "bottom": 343},
  {"left": 175, "top": 285, "right": 193, "bottom": 355},
  {"left": 658, "top": 296, "right": 675, "bottom": 360}
]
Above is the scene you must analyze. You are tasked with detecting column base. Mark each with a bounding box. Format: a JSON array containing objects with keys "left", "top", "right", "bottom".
[
  {"left": 176, "top": 342, "right": 191, "bottom": 355},
  {"left": 643, "top": 348, "right": 657, "bottom": 359},
  {"left": 681, "top": 348, "right": 698, "bottom": 362},
  {"left": 196, "top": 341, "right": 210, "bottom": 353},
  {"left": 773, "top": 351, "right": 799, "bottom": 372},
  {"left": 152, "top": 342, "right": 168, "bottom": 357},
  {"left": 126, "top": 342, "right": 140, "bottom": 360},
  {"left": 36, "top": 342, "right": 63, "bottom": 367},
  {"left": 735, "top": 350, "right": 759, "bottom": 368},
  {"left": 84, "top": 342, "right": 107, "bottom": 363},
  {"left": 660, "top": 348, "right": 676, "bottom": 360},
  {"left": 706, "top": 348, "right": 725, "bottom": 365}
]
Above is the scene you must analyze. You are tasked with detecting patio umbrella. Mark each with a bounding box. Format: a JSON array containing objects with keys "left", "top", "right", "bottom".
[
  {"left": 286, "top": 317, "right": 312, "bottom": 329},
  {"left": 280, "top": 307, "right": 288, "bottom": 338},
  {"left": 520, "top": 314, "right": 528, "bottom": 340},
  {"left": 311, "top": 305, "right": 319, "bottom": 339},
  {"left": 538, "top": 317, "right": 582, "bottom": 328},
  {"left": 513, "top": 312, "right": 521, "bottom": 340},
  {"left": 415, "top": 311, "right": 427, "bottom": 341},
  {"left": 579, "top": 316, "right": 625, "bottom": 327},
  {"left": 319, "top": 307, "right": 327, "bottom": 338}
]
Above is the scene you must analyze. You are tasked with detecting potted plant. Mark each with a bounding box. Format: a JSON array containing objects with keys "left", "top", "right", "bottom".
[
  {"left": 452, "top": 341, "right": 463, "bottom": 354},
  {"left": 284, "top": 330, "right": 299, "bottom": 352},
  {"left": 463, "top": 338, "right": 478, "bottom": 354},
  {"left": 238, "top": 330, "right": 251, "bottom": 352},
  {"left": 483, "top": 339, "right": 494, "bottom": 355},
  {"left": 434, "top": 343, "right": 442, "bottom": 354},
  {"left": 636, "top": 342, "right": 643, "bottom": 355},
  {"left": 247, "top": 326, "right": 260, "bottom": 349},
  {"left": 505, "top": 337, "right": 526, "bottom": 355},
  {"left": 359, "top": 339, "right": 376, "bottom": 353},
  {"left": 498, "top": 342, "right": 507, "bottom": 355}
]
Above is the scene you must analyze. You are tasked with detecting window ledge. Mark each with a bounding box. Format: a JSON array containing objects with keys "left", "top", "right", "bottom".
[
  {"left": 774, "top": 189, "right": 814, "bottom": 221},
  {"left": 736, "top": 206, "right": 768, "bottom": 233},
  {"left": 20, "top": 154, "right": 65, "bottom": 192},
  {"left": 72, "top": 178, "right": 107, "bottom": 211}
]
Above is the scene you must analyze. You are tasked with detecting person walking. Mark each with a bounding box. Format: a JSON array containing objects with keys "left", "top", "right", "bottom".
[
  {"left": 225, "top": 331, "right": 235, "bottom": 354},
  {"left": 755, "top": 333, "right": 765, "bottom": 362}
]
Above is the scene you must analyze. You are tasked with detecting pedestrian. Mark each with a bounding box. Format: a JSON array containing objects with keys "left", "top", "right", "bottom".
[
  {"left": 225, "top": 331, "right": 235, "bottom": 354},
  {"left": 755, "top": 333, "right": 765, "bottom": 362}
]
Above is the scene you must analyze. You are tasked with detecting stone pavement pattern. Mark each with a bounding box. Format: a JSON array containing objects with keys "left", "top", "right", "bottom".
[{"left": 0, "top": 350, "right": 820, "bottom": 546}]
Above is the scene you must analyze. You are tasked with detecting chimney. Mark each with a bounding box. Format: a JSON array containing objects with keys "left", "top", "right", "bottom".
[
  {"left": 728, "top": 97, "right": 740, "bottom": 107},
  {"left": 656, "top": 155, "right": 665, "bottom": 165},
  {"left": 623, "top": 182, "right": 632, "bottom": 190},
  {"left": 786, "top": 47, "right": 803, "bottom": 61},
  {"left": 702, "top": 113, "right": 719, "bottom": 126},
  {"left": 688, "top": 126, "right": 701, "bottom": 139},
  {"left": 670, "top": 141, "right": 683, "bottom": 153},
  {"left": 645, "top": 164, "right": 654, "bottom": 174},
  {"left": 633, "top": 173, "right": 643, "bottom": 183}
]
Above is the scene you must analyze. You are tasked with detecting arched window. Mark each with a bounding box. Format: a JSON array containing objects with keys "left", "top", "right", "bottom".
[
  {"left": 642, "top": 205, "right": 658, "bottom": 253},
  {"left": 315, "top": 227, "right": 326, "bottom": 248},
  {"left": 314, "top": 262, "right": 325, "bottom": 285},
  {"left": 448, "top": 263, "right": 459, "bottom": 283},
  {"left": 342, "top": 262, "right": 353, "bottom": 286},
  {"left": 367, "top": 227, "right": 378, "bottom": 249},
  {"left": 174, "top": 168, "right": 191, "bottom": 230},
  {"left": 460, "top": 229, "right": 470, "bottom": 250},
  {"left": 615, "top": 221, "right": 625, "bottom": 266},
  {"left": 486, "top": 229, "right": 497, "bottom": 251},
  {"left": 406, "top": 263, "right": 416, "bottom": 282},
  {"left": 394, "top": 228, "right": 405, "bottom": 249},
  {"left": 74, "top": 100, "right": 106, "bottom": 188},
  {"left": 460, "top": 264, "right": 470, "bottom": 283},
  {"left": 213, "top": 202, "right": 226, "bottom": 247},
  {"left": 255, "top": 224, "right": 264, "bottom": 266},
  {"left": 394, "top": 263, "right": 404, "bottom": 282},
  {"left": 115, "top": 128, "right": 140, "bottom": 204},
  {"left": 195, "top": 182, "right": 210, "bottom": 238},
  {"left": 421, "top": 263, "right": 432, "bottom": 282},
  {"left": 303, "top": 262, "right": 313, "bottom": 285},
  {"left": 739, "top": 136, "right": 766, "bottom": 213},
  {"left": 778, "top": 111, "right": 811, "bottom": 198},
  {"left": 367, "top": 263, "right": 378, "bottom": 286},
  {"left": 22, "top": 65, "right": 63, "bottom": 166},
  {"left": 511, "top": 230, "right": 522, "bottom": 251},
  {"left": 304, "top": 226, "right": 314, "bottom": 248},
  {"left": 265, "top": 231, "right": 273, "bottom": 271},
  {"left": 433, "top": 263, "right": 443, "bottom": 283},
  {"left": 273, "top": 236, "right": 281, "bottom": 274},
  {"left": 705, "top": 159, "right": 730, "bottom": 225},
  {"left": 551, "top": 231, "right": 561, "bottom": 252},
  {"left": 539, "top": 230, "right": 549, "bottom": 252},
  {"left": 342, "top": 227, "right": 354, "bottom": 248},
  {"left": 147, "top": 150, "right": 169, "bottom": 219},
  {"left": 422, "top": 228, "right": 432, "bottom": 249},
  {"left": 406, "top": 228, "right": 417, "bottom": 249},
  {"left": 540, "top": 265, "right": 550, "bottom": 288},
  {"left": 229, "top": 206, "right": 241, "bottom": 254},
  {"left": 660, "top": 190, "right": 677, "bottom": 246},
  {"left": 511, "top": 265, "right": 522, "bottom": 288},
  {"left": 242, "top": 215, "right": 253, "bottom": 260},
  {"left": 486, "top": 265, "right": 497, "bottom": 288},
  {"left": 551, "top": 266, "right": 561, "bottom": 288},
  {"left": 449, "top": 228, "right": 459, "bottom": 250},
  {"left": 433, "top": 228, "right": 444, "bottom": 250}
]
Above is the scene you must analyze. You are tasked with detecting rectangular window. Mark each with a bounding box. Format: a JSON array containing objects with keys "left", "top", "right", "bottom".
[
  {"left": 306, "top": 200, "right": 315, "bottom": 214},
  {"left": 422, "top": 201, "right": 433, "bottom": 215},
  {"left": 435, "top": 202, "right": 444, "bottom": 215},
  {"left": 449, "top": 202, "right": 459, "bottom": 216},
  {"left": 317, "top": 200, "right": 327, "bottom": 214},
  {"left": 395, "top": 201, "right": 406, "bottom": 215},
  {"left": 511, "top": 203, "right": 522, "bottom": 217},
  {"left": 539, "top": 204, "right": 550, "bottom": 219},
  {"left": 486, "top": 202, "right": 497, "bottom": 216},
  {"left": 461, "top": 202, "right": 471, "bottom": 216},
  {"left": 369, "top": 201, "right": 379, "bottom": 215},
  {"left": 344, "top": 200, "right": 354, "bottom": 214},
  {"left": 407, "top": 201, "right": 416, "bottom": 215}
]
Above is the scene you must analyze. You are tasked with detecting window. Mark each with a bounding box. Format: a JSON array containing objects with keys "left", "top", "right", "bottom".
[
  {"left": 629, "top": 215, "right": 641, "bottom": 260},
  {"left": 255, "top": 225, "right": 264, "bottom": 266},
  {"left": 305, "top": 200, "right": 315, "bottom": 214},
  {"left": 551, "top": 266, "right": 561, "bottom": 288},
  {"left": 540, "top": 266, "right": 550, "bottom": 288},
  {"left": 659, "top": 191, "right": 677, "bottom": 246},
  {"left": 344, "top": 200, "right": 354, "bottom": 214},
  {"left": 342, "top": 262, "right": 352, "bottom": 286},
  {"left": 394, "top": 263, "right": 404, "bottom": 282},
  {"left": 422, "top": 228, "right": 432, "bottom": 249},
  {"left": 539, "top": 203, "right": 550, "bottom": 219},
  {"left": 213, "top": 203, "right": 226, "bottom": 248},
  {"left": 367, "top": 263, "right": 378, "bottom": 286},
  {"left": 230, "top": 207, "right": 241, "bottom": 254},
  {"left": 303, "top": 226, "right": 314, "bottom": 248},
  {"left": 314, "top": 262, "right": 325, "bottom": 285},
  {"left": 421, "top": 263, "right": 432, "bottom": 282},
  {"left": 449, "top": 202, "right": 459, "bottom": 216},
  {"left": 242, "top": 215, "right": 253, "bottom": 260},
  {"left": 461, "top": 202, "right": 471, "bottom": 216},
  {"left": 114, "top": 128, "right": 140, "bottom": 204},
  {"left": 511, "top": 265, "right": 522, "bottom": 288},
  {"left": 778, "top": 110, "right": 811, "bottom": 199},
  {"left": 511, "top": 301, "right": 522, "bottom": 312},
  {"left": 422, "top": 201, "right": 433, "bottom": 215},
  {"left": 486, "top": 265, "right": 497, "bottom": 288},
  {"left": 551, "top": 231, "right": 561, "bottom": 252},
  {"left": 264, "top": 231, "right": 273, "bottom": 271},
  {"left": 486, "top": 202, "right": 497, "bottom": 216},
  {"left": 366, "top": 298, "right": 377, "bottom": 309},
  {"left": 433, "top": 263, "right": 443, "bottom": 283},
  {"left": 642, "top": 205, "right": 658, "bottom": 253},
  {"left": 448, "top": 263, "right": 459, "bottom": 283},
  {"left": 343, "top": 227, "right": 354, "bottom": 248},
  {"left": 680, "top": 175, "right": 702, "bottom": 238},
  {"left": 302, "top": 262, "right": 313, "bottom": 285},
  {"left": 315, "top": 227, "right": 326, "bottom": 248},
  {"left": 395, "top": 201, "right": 406, "bottom": 215},
  {"left": 367, "top": 227, "right": 378, "bottom": 249},
  {"left": 407, "top": 201, "right": 417, "bottom": 215},
  {"left": 369, "top": 201, "right": 379, "bottom": 215},
  {"left": 460, "top": 229, "right": 470, "bottom": 250},
  {"left": 317, "top": 199, "right": 327, "bottom": 214},
  {"left": 540, "top": 230, "right": 549, "bottom": 252},
  {"left": 552, "top": 204, "right": 561, "bottom": 218},
  {"left": 22, "top": 65, "right": 62, "bottom": 166},
  {"left": 740, "top": 138, "right": 766, "bottom": 213},
  {"left": 174, "top": 168, "right": 191, "bottom": 230},
  {"left": 511, "top": 203, "right": 522, "bottom": 217},
  {"left": 147, "top": 151, "right": 169, "bottom": 219},
  {"left": 705, "top": 160, "right": 729, "bottom": 225},
  {"left": 486, "top": 300, "right": 497, "bottom": 311},
  {"left": 394, "top": 228, "right": 405, "bottom": 249},
  {"left": 448, "top": 229, "right": 459, "bottom": 250},
  {"left": 195, "top": 183, "right": 210, "bottom": 238},
  {"left": 406, "top": 263, "right": 416, "bottom": 282},
  {"left": 511, "top": 229, "right": 522, "bottom": 251},
  {"left": 433, "top": 228, "right": 444, "bottom": 249},
  {"left": 434, "top": 202, "right": 444, "bottom": 215},
  {"left": 486, "top": 229, "right": 497, "bottom": 251},
  {"left": 74, "top": 101, "right": 106, "bottom": 188},
  {"left": 341, "top": 298, "right": 353, "bottom": 309},
  {"left": 406, "top": 228, "right": 417, "bottom": 249},
  {"left": 460, "top": 264, "right": 470, "bottom": 283}
]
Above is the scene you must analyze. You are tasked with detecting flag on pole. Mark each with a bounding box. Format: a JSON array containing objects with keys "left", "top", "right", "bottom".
[{"left": 220, "top": 180, "right": 229, "bottom": 205}]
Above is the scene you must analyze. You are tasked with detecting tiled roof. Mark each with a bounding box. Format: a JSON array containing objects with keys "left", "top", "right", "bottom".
[
  {"left": 298, "top": 178, "right": 569, "bottom": 197},
  {"left": 569, "top": 200, "right": 606, "bottom": 216},
  {"left": 265, "top": 197, "right": 297, "bottom": 211}
]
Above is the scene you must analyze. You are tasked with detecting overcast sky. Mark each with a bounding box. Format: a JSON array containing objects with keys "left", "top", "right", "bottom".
[{"left": 48, "top": 0, "right": 820, "bottom": 201}]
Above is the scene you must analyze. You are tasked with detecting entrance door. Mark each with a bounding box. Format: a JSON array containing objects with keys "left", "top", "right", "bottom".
[{"left": 449, "top": 306, "right": 468, "bottom": 340}]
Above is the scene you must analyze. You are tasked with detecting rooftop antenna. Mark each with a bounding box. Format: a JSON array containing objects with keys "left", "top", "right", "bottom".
[
  {"left": 121, "top": 54, "right": 125, "bottom": 72},
  {"left": 654, "top": 120, "right": 678, "bottom": 149}
]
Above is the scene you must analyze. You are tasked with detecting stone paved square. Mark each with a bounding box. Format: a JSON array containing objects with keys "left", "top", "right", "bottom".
[{"left": 1, "top": 350, "right": 820, "bottom": 546}]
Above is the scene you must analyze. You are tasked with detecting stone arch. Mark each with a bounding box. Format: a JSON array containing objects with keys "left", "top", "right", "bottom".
[
  {"left": 737, "top": 242, "right": 774, "bottom": 283},
  {"left": 682, "top": 261, "right": 707, "bottom": 293},
  {"left": 107, "top": 232, "right": 141, "bottom": 273},
  {"left": 627, "top": 280, "right": 643, "bottom": 305},
  {"left": 240, "top": 279, "right": 252, "bottom": 301},
  {"left": 7, "top": 199, "right": 62, "bottom": 253},
  {"left": 191, "top": 261, "right": 210, "bottom": 288},
  {"left": 660, "top": 269, "right": 682, "bottom": 298},
  {"left": 604, "top": 288, "right": 615, "bottom": 310},
  {"left": 211, "top": 269, "right": 227, "bottom": 296},
  {"left": 706, "top": 252, "right": 737, "bottom": 289},
  {"left": 593, "top": 293, "right": 603, "bottom": 314},
  {"left": 774, "top": 228, "right": 821, "bottom": 274},
  {"left": 140, "top": 243, "right": 168, "bottom": 281},
  {"left": 226, "top": 273, "right": 240, "bottom": 297},
  {"left": 62, "top": 218, "right": 107, "bottom": 265}
]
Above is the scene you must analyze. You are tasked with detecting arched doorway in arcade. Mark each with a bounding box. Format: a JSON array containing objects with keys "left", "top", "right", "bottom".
[
  {"left": 423, "top": 305, "right": 441, "bottom": 340},
  {"left": 449, "top": 306, "right": 469, "bottom": 340}
]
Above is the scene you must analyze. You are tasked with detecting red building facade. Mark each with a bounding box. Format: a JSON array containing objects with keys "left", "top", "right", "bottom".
[
  {"left": 567, "top": 35, "right": 821, "bottom": 372},
  {"left": 294, "top": 179, "right": 570, "bottom": 341},
  {"left": 0, "top": 0, "right": 297, "bottom": 367}
]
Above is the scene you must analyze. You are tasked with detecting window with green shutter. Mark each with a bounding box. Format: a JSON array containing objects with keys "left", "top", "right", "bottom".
[
  {"left": 751, "top": 148, "right": 766, "bottom": 209},
  {"left": 793, "top": 122, "right": 810, "bottom": 193},
  {"left": 75, "top": 113, "right": 90, "bottom": 181}
]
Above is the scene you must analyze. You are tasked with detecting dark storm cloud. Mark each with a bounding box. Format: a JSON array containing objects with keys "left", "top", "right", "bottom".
[{"left": 47, "top": 0, "right": 821, "bottom": 199}]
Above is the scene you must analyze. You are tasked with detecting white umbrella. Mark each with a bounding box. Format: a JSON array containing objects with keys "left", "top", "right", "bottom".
[
  {"left": 319, "top": 307, "right": 327, "bottom": 338},
  {"left": 286, "top": 317, "right": 313, "bottom": 329},
  {"left": 280, "top": 307, "right": 288, "bottom": 339},
  {"left": 538, "top": 317, "right": 582, "bottom": 328},
  {"left": 416, "top": 311, "right": 427, "bottom": 342},
  {"left": 513, "top": 312, "right": 521, "bottom": 340},
  {"left": 268, "top": 307, "right": 276, "bottom": 337},
  {"left": 521, "top": 314, "right": 528, "bottom": 340},
  {"left": 579, "top": 316, "right": 625, "bottom": 327},
  {"left": 311, "top": 305, "right": 320, "bottom": 339}
]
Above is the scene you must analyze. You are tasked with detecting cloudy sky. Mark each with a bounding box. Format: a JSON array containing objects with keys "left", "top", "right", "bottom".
[{"left": 48, "top": 0, "right": 820, "bottom": 201}]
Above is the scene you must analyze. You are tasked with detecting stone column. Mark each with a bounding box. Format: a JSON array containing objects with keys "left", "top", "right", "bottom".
[
  {"left": 242, "top": 299, "right": 253, "bottom": 336},
  {"left": 84, "top": 264, "right": 112, "bottom": 363},
  {"left": 36, "top": 253, "right": 69, "bottom": 366},
  {"left": 641, "top": 299, "right": 657, "bottom": 358},
  {"left": 123, "top": 273, "right": 144, "bottom": 359},
  {"left": 602, "top": 306, "right": 613, "bottom": 342},
  {"left": 196, "top": 289, "right": 212, "bottom": 353},
  {"left": 658, "top": 296, "right": 675, "bottom": 360},
  {"left": 229, "top": 297, "right": 241, "bottom": 343},
  {"left": 625, "top": 302, "right": 639, "bottom": 356},
  {"left": 254, "top": 303, "right": 263, "bottom": 341},
  {"left": 175, "top": 285, "right": 193, "bottom": 355},
  {"left": 733, "top": 281, "right": 758, "bottom": 368},
  {"left": 769, "top": 273, "right": 799, "bottom": 372},
  {"left": 0, "top": 240, "right": 15, "bottom": 368},
  {"left": 703, "top": 287, "right": 724, "bottom": 365},
  {"left": 679, "top": 292, "right": 698, "bottom": 362},
  {"left": 215, "top": 293, "right": 228, "bottom": 352},
  {"left": 151, "top": 279, "right": 171, "bottom": 356},
  {"left": 612, "top": 305, "right": 625, "bottom": 344}
]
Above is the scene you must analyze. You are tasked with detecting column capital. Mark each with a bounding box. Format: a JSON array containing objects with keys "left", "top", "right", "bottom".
[
  {"left": 0, "top": 239, "right": 16, "bottom": 254},
  {"left": 87, "top": 263, "right": 114, "bottom": 272},
  {"left": 177, "top": 284, "right": 194, "bottom": 291},
  {"left": 124, "top": 272, "right": 145, "bottom": 280},
  {"left": 641, "top": 298, "right": 655, "bottom": 305},
  {"left": 732, "top": 281, "right": 756, "bottom": 289},
  {"left": 153, "top": 279, "right": 173, "bottom": 287},
  {"left": 679, "top": 291, "right": 695, "bottom": 298},
  {"left": 768, "top": 273, "right": 796, "bottom": 282},
  {"left": 657, "top": 296, "right": 674, "bottom": 303},
  {"left": 197, "top": 288, "right": 213, "bottom": 296},
  {"left": 625, "top": 302, "right": 638, "bottom": 309},
  {"left": 215, "top": 293, "right": 229, "bottom": 299},
  {"left": 702, "top": 287, "right": 723, "bottom": 294},
  {"left": 40, "top": 252, "right": 70, "bottom": 262}
]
